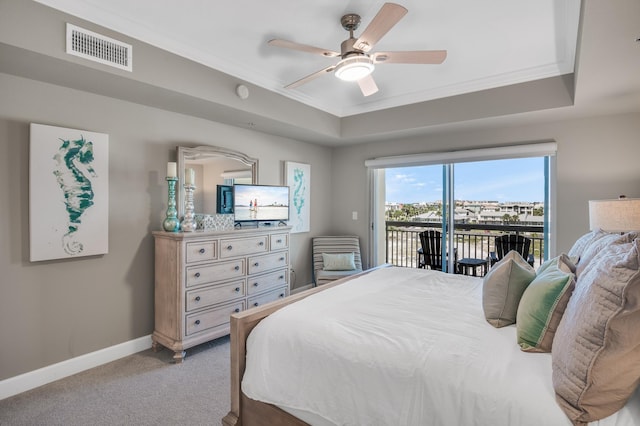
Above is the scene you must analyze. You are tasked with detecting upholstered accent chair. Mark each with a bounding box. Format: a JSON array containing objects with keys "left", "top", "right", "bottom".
[{"left": 312, "top": 235, "right": 363, "bottom": 286}]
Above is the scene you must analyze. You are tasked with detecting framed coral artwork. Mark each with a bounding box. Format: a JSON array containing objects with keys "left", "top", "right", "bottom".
[
  {"left": 284, "top": 161, "right": 310, "bottom": 233},
  {"left": 29, "top": 123, "right": 109, "bottom": 261}
]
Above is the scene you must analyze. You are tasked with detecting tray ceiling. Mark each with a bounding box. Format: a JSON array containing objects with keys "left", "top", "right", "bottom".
[{"left": 33, "top": 0, "right": 581, "bottom": 118}]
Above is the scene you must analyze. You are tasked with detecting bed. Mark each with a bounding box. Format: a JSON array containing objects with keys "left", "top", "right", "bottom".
[{"left": 223, "top": 232, "right": 640, "bottom": 426}]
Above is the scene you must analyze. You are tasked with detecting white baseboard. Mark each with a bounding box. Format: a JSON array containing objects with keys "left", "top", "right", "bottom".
[{"left": 0, "top": 334, "right": 152, "bottom": 400}]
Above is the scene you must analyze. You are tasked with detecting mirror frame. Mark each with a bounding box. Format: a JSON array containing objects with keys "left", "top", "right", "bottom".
[{"left": 176, "top": 145, "right": 258, "bottom": 219}]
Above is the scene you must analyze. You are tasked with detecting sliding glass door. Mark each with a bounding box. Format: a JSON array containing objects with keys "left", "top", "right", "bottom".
[
  {"left": 370, "top": 144, "right": 554, "bottom": 272},
  {"left": 382, "top": 163, "right": 452, "bottom": 271},
  {"left": 451, "top": 157, "right": 547, "bottom": 272}
]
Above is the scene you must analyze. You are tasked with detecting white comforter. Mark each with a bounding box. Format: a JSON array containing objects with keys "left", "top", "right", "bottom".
[{"left": 242, "top": 267, "right": 640, "bottom": 426}]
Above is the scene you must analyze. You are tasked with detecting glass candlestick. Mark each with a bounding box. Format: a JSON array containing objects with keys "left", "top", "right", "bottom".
[
  {"left": 181, "top": 184, "right": 196, "bottom": 232},
  {"left": 163, "top": 177, "right": 180, "bottom": 232}
]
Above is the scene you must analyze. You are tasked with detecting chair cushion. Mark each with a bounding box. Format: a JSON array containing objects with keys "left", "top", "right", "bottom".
[
  {"left": 516, "top": 254, "right": 576, "bottom": 353},
  {"left": 552, "top": 238, "right": 640, "bottom": 424},
  {"left": 322, "top": 252, "right": 356, "bottom": 271},
  {"left": 482, "top": 250, "right": 536, "bottom": 328}
]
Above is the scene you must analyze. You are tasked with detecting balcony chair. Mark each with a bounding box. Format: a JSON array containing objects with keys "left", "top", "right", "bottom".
[
  {"left": 418, "top": 230, "right": 457, "bottom": 271},
  {"left": 312, "top": 235, "right": 363, "bottom": 286},
  {"left": 490, "top": 234, "right": 535, "bottom": 267}
]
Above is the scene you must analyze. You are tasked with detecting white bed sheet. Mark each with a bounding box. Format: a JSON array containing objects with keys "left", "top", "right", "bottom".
[{"left": 242, "top": 267, "right": 640, "bottom": 426}]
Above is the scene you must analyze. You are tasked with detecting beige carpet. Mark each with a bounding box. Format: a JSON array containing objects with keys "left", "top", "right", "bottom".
[{"left": 0, "top": 336, "right": 230, "bottom": 426}]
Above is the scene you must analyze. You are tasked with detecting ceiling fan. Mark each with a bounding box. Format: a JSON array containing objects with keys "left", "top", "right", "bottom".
[{"left": 268, "top": 2, "right": 447, "bottom": 97}]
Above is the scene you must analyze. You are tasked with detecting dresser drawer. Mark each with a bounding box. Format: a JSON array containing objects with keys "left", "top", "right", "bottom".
[
  {"left": 248, "top": 287, "right": 288, "bottom": 309},
  {"left": 270, "top": 233, "right": 289, "bottom": 251},
  {"left": 185, "top": 279, "right": 245, "bottom": 312},
  {"left": 248, "top": 251, "right": 289, "bottom": 275},
  {"left": 185, "top": 241, "right": 217, "bottom": 264},
  {"left": 219, "top": 235, "right": 269, "bottom": 258},
  {"left": 247, "top": 268, "right": 288, "bottom": 295},
  {"left": 185, "top": 301, "right": 244, "bottom": 336},
  {"left": 185, "top": 259, "right": 245, "bottom": 287}
]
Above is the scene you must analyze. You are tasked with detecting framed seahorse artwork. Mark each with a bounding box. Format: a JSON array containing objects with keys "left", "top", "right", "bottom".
[
  {"left": 29, "top": 123, "right": 109, "bottom": 261},
  {"left": 284, "top": 161, "right": 310, "bottom": 234}
]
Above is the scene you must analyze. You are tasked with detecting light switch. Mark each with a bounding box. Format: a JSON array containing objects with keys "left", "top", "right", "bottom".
[{"left": 352, "top": 211, "right": 358, "bottom": 220}]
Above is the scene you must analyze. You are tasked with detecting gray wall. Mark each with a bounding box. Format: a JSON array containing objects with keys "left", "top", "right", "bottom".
[
  {"left": 4, "top": 74, "right": 639, "bottom": 382},
  {"left": 0, "top": 72, "right": 332, "bottom": 380},
  {"left": 330, "top": 112, "right": 640, "bottom": 263},
  {"left": 2, "top": 0, "right": 640, "bottom": 386}
]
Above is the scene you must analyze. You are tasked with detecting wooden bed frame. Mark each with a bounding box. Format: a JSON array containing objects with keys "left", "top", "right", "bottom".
[{"left": 222, "top": 268, "right": 384, "bottom": 426}]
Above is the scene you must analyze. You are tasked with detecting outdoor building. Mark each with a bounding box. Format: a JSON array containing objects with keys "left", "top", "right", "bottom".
[{"left": 388, "top": 200, "right": 544, "bottom": 226}]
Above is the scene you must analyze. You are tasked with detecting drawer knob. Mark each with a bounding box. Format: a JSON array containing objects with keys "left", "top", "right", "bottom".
[
  {"left": 254, "top": 262, "right": 259, "bottom": 267},
  {"left": 234, "top": 265, "right": 240, "bottom": 271},
  {"left": 279, "top": 275, "right": 284, "bottom": 280},
  {"left": 195, "top": 272, "right": 201, "bottom": 278},
  {"left": 195, "top": 296, "right": 201, "bottom": 302},
  {"left": 227, "top": 245, "right": 233, "bottom": 250},
  {"left": 276, "top": 239, "right": 282, "bottom": 243},
  {"left": 279, "top": 257, "right": 285, "bottom": 261},
  {"left": 259, "top": 241, "right": 264, "bottom": 246},
  {"left": 279, "top": 293, "right": 285, "bottom": 298},
  {"left": 254, "top": 302, "right": 259, "bottom": 307},
  {"left": 199, "top": 248, "right": 205, "bottom": 254},
  {"left": 234, "top": 287, "right": 240, "bottom": 292},
  {"left": 234, "top": 308, "right": 240, "bottom": 313},
  {"left": 195, "top": 320, "right": 200, "bottom": 325},
  {"left": 253, "top": 282, "right": 259, "bottom": 287}
]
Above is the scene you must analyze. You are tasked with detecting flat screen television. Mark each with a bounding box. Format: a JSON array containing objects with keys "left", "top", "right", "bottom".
[{"left": 233, "top": 184, "right": 290, "bottom": 223}]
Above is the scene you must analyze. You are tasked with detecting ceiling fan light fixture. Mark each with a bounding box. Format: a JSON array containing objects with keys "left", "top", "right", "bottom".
[{"left": 334, "top": 56, "right": 375, "bottom": 81}]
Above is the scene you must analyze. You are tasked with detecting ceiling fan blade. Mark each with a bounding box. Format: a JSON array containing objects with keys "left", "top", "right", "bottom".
[
  {"left": 268, "top": 39, "right": 340, "bottom": 58},
  {"left": 353, "top": 3, "right": 408, "bottom": 52},
  {"left": 285, "top": 65, "right": 336, "bottom": 90},
  {"left": 373, "top": 50, "right": 447, "bottom": 64},
  {"left": 357, "top": 74, "right": 379, "bottom": 97}
]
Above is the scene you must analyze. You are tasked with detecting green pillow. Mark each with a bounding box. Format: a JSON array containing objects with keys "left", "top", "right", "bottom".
[
  {"left": 322, "top": 252, "right": 356, "bottom": 271},
  {"left": 482, "top": 250, "right": 536, "bottom": 328},
  {"left": 516, "top": 254, "right": 576, "bottom": 352}
]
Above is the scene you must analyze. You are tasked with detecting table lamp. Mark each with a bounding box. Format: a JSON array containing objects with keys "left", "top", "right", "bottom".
[{"left": 589, "top": 196, "right": 640, "bottom": 232}]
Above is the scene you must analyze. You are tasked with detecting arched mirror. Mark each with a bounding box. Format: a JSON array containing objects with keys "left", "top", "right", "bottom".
[{"left": 176, "top": 146, "right": 258, "bottom": 219}]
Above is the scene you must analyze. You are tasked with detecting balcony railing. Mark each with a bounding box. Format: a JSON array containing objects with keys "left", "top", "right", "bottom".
[{"left": 385, "top": 221, "right": 545, "bottom": 270}]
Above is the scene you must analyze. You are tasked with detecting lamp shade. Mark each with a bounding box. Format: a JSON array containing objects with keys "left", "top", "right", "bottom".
[{"left": 588, "top": 198, "right": 640, "bottom": 232}]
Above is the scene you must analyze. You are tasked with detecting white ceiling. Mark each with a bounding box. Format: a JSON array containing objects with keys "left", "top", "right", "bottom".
[{"left": 33, "top": 0, "right": 582, "bottom": 118}]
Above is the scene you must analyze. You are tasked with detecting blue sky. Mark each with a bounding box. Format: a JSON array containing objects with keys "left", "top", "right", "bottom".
[{"left": 385, "top": 157, "right": 545, "bottom": 204}]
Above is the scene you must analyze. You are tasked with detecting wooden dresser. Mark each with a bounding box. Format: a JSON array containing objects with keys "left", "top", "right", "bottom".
[{"left": 152, "top": 226, "right": 291, "bottom": 362}]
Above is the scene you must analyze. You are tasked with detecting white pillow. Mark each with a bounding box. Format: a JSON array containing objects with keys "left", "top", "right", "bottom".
[
  {"left": 322, "top": 252, "right": 356, "bottom": 271},
  {"left": 567, "top": 228, "right": 606, "bottom": 262},
  {"left": 575, "top": 231, "right": 637, "bottom": 277}
]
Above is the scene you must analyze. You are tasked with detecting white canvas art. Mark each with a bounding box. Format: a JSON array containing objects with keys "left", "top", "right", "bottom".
[
  {"left": 285, "top": 161, "right": 310, "bottom": 233},
  {"left": 29, "top": 123, "right": 109, "bottom": 261}
]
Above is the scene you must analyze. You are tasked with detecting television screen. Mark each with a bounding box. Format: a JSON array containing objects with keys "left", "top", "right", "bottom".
[{"left": 233, "top": 184, "right": 290, "bottom": 222}]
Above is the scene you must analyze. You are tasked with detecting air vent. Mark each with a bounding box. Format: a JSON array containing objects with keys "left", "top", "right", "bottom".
[{"left": 66, "top": 23, "right": 132, "bottom": 72}]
